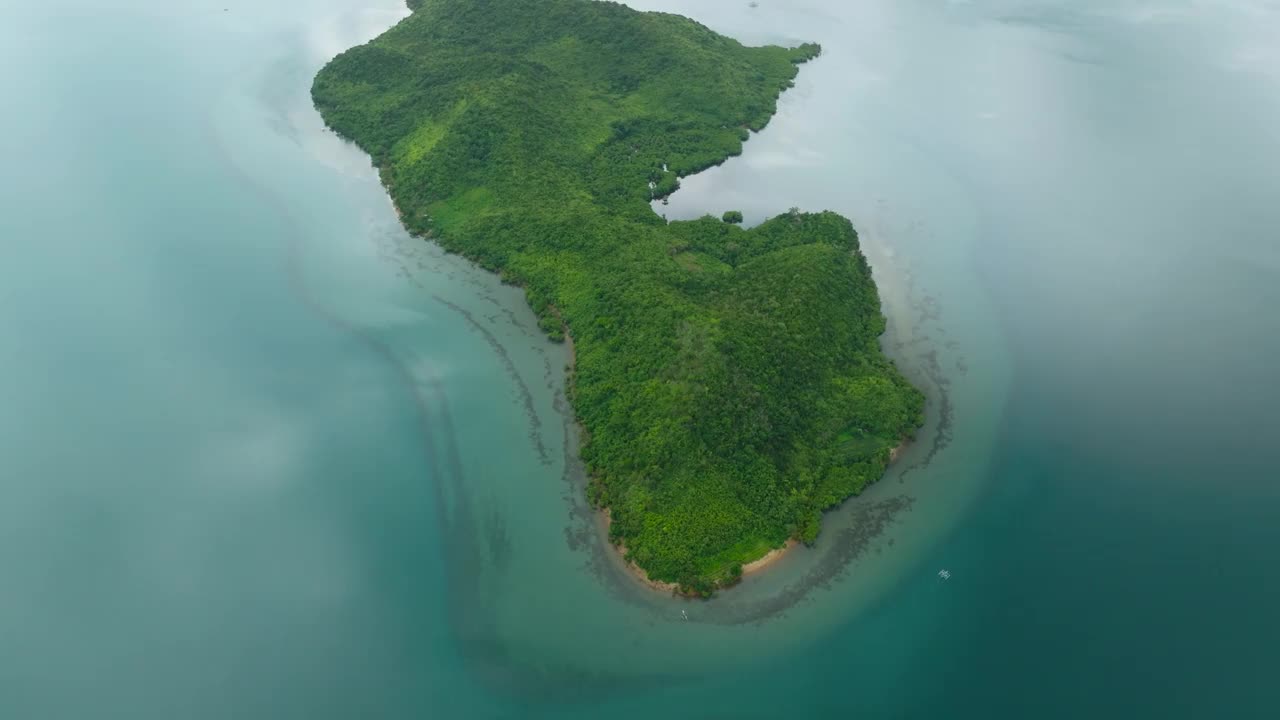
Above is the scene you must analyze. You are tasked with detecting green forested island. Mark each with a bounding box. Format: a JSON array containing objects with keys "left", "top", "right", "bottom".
[{"left": 314, "top": 0, "right": 924, "bottom": 594}]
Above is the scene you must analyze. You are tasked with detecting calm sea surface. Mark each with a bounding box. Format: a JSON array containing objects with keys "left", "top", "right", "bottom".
[{"left": 2, "top": 0, "right": 1277, "bottom": 717}]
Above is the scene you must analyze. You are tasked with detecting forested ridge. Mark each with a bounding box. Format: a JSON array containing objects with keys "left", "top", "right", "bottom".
[{"left": 313, "top": 0, "right": 924, "bottom": 594}]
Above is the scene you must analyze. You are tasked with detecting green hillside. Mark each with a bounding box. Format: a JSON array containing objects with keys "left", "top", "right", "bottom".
[{"left": 313, "top": 0, "right": 924, "bottom": 594}]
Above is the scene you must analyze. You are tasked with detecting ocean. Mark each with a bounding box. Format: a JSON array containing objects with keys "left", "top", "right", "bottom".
[{"left": 1, "top": 0, "right": 1277, "bottom": 717}]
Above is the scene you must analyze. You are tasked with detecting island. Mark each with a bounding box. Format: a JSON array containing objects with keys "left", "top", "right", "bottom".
[{"left": 313, "top": 0, "right": 925, "bottom": 595}]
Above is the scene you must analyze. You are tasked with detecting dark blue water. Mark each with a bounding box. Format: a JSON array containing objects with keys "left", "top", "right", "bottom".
[{"left": 2, "top": 0, "right": 1277, "bottom": 717}]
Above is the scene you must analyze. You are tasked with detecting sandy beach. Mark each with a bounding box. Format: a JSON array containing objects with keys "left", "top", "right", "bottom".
[
  {"left": 599, "top": 437, "right": 909, "bottom": 594},
  {"left": 741, "top": 540, "right": 799, "bottom": 576},
  {"left": 601, "top": 509, "right": 681, "bottom": 593}
]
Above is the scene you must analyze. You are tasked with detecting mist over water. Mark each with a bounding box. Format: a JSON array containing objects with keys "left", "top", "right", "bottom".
[{"left": 2, "top": 0, "right": 1277, "bottom": 717}]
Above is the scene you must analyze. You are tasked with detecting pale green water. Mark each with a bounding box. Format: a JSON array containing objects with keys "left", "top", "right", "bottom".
[{"left": 2, "top": 0, "right": 1278, "bottom": 717}]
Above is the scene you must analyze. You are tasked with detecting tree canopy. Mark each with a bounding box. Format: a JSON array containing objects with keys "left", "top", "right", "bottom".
[{"left": 314, "top": 0, "right": 923, "bottom": 594}]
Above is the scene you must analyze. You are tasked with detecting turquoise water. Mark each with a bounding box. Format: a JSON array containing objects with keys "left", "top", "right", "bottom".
[{"left": 2, "top": 0, "right": 1277, "bottom": 717}]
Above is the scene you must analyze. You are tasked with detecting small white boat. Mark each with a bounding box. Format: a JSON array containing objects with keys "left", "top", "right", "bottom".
[
  {"left": 681, "top": 609, "right": 689, "bottom": 621},
  {"left": 937, "top": 569, "right": 951, "bottom": 580}
]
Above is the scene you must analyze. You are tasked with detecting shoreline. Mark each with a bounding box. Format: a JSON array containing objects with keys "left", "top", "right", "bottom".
[
  {"left": 741, "top": 540, "right": 798, "bottom": 576},
  {"left": 601, "top": 509, "right": 682, "bottom": 594},
  {"left": 597, "top": 438, "right": 910, "bottom": 596},
  {"left": 601, "top": 507, "right": 793, "bottom": 594},
  {"left": 564, "top": 304, "right": 912, "bottom": 595}
]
